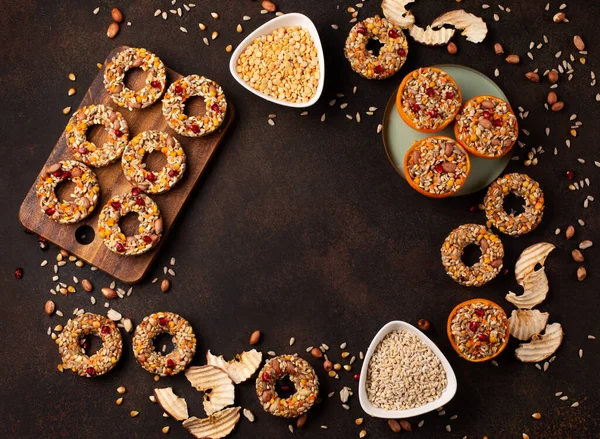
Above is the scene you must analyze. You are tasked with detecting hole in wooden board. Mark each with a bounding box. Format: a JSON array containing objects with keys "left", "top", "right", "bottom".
[
  {"left": 87, "top": 124, "right": 111, "bottom": 149},
  {"left": 154, "top": 333, "right": 175, "bottom": 355},
  {"left": 503, "top": 193, "right": 526, "bottom": 216},
  {"left": 119, "top": 212, "right": 141, "bottom": 237},
  {"left": 144, "top": 150, "right": 168, "bottom": 173},
  {"left": 462, "top": 243, "right": 481, "bottom": 267},
  {"left": 55, "top": 179, "right": 79, "bottom": 202},
  {"left": 185, "top": 96, "right": 207, "bottom": 118},
  {"left": 75, "top": 225, "right": 95, "bottom": 245},
  {"left": 124, "top": 67, "right": 148, "bottom": 91}
]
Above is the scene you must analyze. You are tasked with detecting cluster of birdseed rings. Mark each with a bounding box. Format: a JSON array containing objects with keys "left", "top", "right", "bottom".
[
  {"left": 162, "top": 74, "right": 227, "bottom": 137},
  {"left": 57, "top": 313, "right": 123, "bottom": 377},
  {"left": 397, "top": 67, "right": 462, "bottom": 132},
  {"left": 122, "top": 130, "right": 186, "bottom": 194},
  {"left": 344, "top": 15, "right": 408, "bottom": 80},
  {"left": 404, "top": 136, "right": 470, "bottom": 197},
  {"left": 103, "top": 47, "right": 167, "bottom": 110},
  {"left": 256, "top": 355, "right": 319, "bottom": 418},
  {"left": 97, "top": 191, "right": 162, "bottom": 256},
  {"left": 132, "top": 312, "right": 196, "bottom": 376},
  {"left": 484, "top": 173, "right": 544, "bottom": 236},
  {"left": 441, "top": 224, "right": 504, "bottom": 287},
  {"left": 35, "top": 160, "right": 100, "bottom": 224},
  {"left": 66, "top": 104, "right": 129, "bottom": 167},
  {"left": 454, "top": 95, "right": 518, "bottom": 158}
]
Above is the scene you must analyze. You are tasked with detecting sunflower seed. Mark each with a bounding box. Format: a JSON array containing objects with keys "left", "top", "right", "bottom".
[
  {"left": 571, "top": 402, "right": 580, "bottom": 407},
  {"left": 321, "top": 113, "right": 326, "bottom": 122},
  {"left": 289, "top": 337, "right": 295, "bottom": 346}
]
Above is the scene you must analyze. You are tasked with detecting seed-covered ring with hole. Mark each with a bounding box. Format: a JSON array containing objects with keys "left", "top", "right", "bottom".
[
  {"left": 121, "top": 130, "right": 186, "bottom": 194},
  {"left": 103, "top": 47, "right": 167, "bottom": 110},
  {"left": 66, "top": 105, "right": 129, "bottom": 167},
  {"left": 35, "top": 160, "right": 100, "bottom": 224},
  {"left": 98, "top": 191, "right": 162, "bottom": 256},
  {"left": 162, "top": 74, "right": 227, "bottom": 137},
  {"left": 484, "top": 173, "right": 544, "bottom": 236},
  {"left": 255, "top": 355, "right": 319, "bottom": 418},
  {"left": 132, "top": 312, "right": 196, "bottom": 376},
  {"left": 57, "top": 313, "right": 123, "bottom": 377},
  {"left": 441, "top": 224, "right": 504, "bottom": 287}
]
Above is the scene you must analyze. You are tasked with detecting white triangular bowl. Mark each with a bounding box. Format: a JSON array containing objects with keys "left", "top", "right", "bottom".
[
  {"left": 229, "top": 13, "right": 325, "bottom": 108},
  {"left": 358, "top": 320, "right": 458, "bottom": 418}
]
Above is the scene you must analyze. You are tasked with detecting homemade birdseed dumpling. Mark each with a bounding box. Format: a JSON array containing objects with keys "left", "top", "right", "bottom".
[
  {"left": 404, "top": 136, "right": 470, "bottom": 197},
  {"left": 454, "top": 95, "right": 518, "bottom": 158},
  {"left": 345, "top": 15, "right": 409, "bottom": 80},
  {"left": 236, "top": 26, "right": 320, "bottom": 103},
  {"left": 396, "top": 67, "right": 462, "bottom": 132}
]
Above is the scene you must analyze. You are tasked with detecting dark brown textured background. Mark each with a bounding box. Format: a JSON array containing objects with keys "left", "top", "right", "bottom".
[{"left": 0, "top": 0, "right": 598, "bottom": 438}]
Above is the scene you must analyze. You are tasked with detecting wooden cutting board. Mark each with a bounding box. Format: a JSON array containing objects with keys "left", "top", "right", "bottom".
[{"left": 19, "top": 46, "right": 234, "bottom": 284}]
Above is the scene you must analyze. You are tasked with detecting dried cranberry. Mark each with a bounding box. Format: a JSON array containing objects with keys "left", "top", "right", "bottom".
[
  {"left": 428, "top": 109, "right": 438, "bottom": 118},
  {"left": 374, "top": 65, "right": 384, "bottom": 74},
  {"left": 111, "top": 201, "right": 121, "bottom": 210},
  {"left": 151, "top": 80, "right": 162, "bottom": 89},
  {"left": 262, "top": 372, "right": 270, "bottom": 381},
  {"left": 82, "top": 342, "right": 88, "bottom": 351},
  {"left": 492, "top": 119, "right": 503, "bottom": 127},
  {"left": 167, "top": 359, "right": 175, "bottom": 369},
  {"left": 469, "top": 321, "right": 479, "bottom": 332},
  {"left": 434, "top": 164, "right": 443, "bottom": 173},
  {"left": 115, "top": 243, "right": 125, "bottom": 252},
  {"left": 168, "top": 170, "right": 178, "bottom": 177},
  {"left": 478, "top": 333, "right": 489, "bottom": 342},
  {"left": 474, "top": 308, "right": 485, "bottom": 317},
  {"left": 142, "top": 236, "right": 152, "bottom": 243},
  {"left": 356, "top": 27, "right": 366, "bottom": 35},
  {"left": 135, "top": 197, "right": 145, "bottom": 206},
  {"left": 174, "top": 85, "right": 183, "bottom": 94},
  {"left": 411, "top": 103, "right": 420, "bottom": 112},
  {"left": 426, "top": 87, "right": 435, "bottom": 97},
  {"left": 211, "top": 103, "right": 220, "bottom": 113},
  {"left": 190, "top": 124, "right": 200, "bottom": 134},
  {"left": 388, "top": 29, "right": 399, "bottom": 38},
  {"left": 483, "top": 111, "right": 491, "bottom": 119},
  {"left": 101, "top": 326, "right": 110, "bottom": 334},
  {"left": 159, "top": 317, "right": 168, "bottom": 326},
  {"left": 15, "top": 268, "right": 23, "bottom": 279},
  {"left": 445, "top": 91, "right": 454, "bottom": 99},
  {"left": 46, "top": 208, "right": 56, "bottom": 216},
  {"left": 398, "top": 48, "right": 406, "bottom": 57},
  {"left": 132, "top": 187, "right": 141, "bottom": 196},
  {"left": 53, "top": 170, "right": 63, "bottom": 177},
  {"left": 353, "top": 373, "right": 360, "bottom": 381},
  {"left": 86, "top": 367, "right": 96, "bottom": 376},
  {"left": 566, "top": 170, "right": 574, "bottom": 180},
  {"left": 37, "top": 236, "right": 46, "bottom": 243},
  {"left": 114, "top": 129, "right": 123, "bottom": 138},
  {"left": 61, "top": 171, "right": 72, "bottom": 180},
  {"left": 78, "top": 147, "right": 89, "bottom": 154},
  {"left": 146, "top": 172, "right": 156, "bottom": 182}
]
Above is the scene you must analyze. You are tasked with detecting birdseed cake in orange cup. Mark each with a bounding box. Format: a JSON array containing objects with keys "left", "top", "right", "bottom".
[
  {"left": 454, "top": 95, "right": 518, "bottom": 159},
  {"left": 396, "top": 67, "right": 462, "bottom": 133},
  {"left": 403, "top": 136, "right": 470, "bottom": 198}
]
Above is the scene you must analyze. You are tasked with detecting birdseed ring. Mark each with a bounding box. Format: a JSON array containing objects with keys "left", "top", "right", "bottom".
[
  {"left": 35, "top": 160, "right": 100, "bottom": 224},
  {"left": 162, "top": 74, "right": 227, "bottom": 137},
  {"left": 441, "top": 224, "right": 504, "bottom": 287},
  {"left": 98, "top": 191, "right": 162, "bottom": 256},
  {"left": 344, "top": 15, "right": 408, "bottom": 80},
  {"left": 484, "top": 173, "right": 544, "bottom": 236},
  {"left": 122, "top": 130, "right": 186, "bottom": 194},
  {"left": 132, "top": 312, "right": 196, "bottom": 376},
  {"left": 66, "top": 105, "right": 129, "bottom": 167},
  {"left": 104, "top": 47, "right": 167, "bottom": 110},
  {"left": 256, "top": 355, "right": 319, "bottom": 418},
  {"left": 57, "top": 313, "right": 123, "bottom": 377}
]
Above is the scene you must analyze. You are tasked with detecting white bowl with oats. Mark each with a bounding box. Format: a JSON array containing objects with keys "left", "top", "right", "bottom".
[
  {"left": 358, "top": 321, "right": 457, "bottom": 418},
  {"left": 229, "top": 13, "right": 325, "bottom": 108}
]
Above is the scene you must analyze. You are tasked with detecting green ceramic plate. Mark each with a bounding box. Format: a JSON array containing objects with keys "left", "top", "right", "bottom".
[{"left": 383, "top": 64, "right": 513, "bottom": 196}]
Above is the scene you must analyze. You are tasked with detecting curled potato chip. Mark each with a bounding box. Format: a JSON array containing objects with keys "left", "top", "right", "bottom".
[
  {"left": 506, "top": 266, "right": 549, "bottom": 309},
  {"left": 408, "top": 24, "right": 455, "bottom": 46},
  {"left": 185, "top": 365, "right": 235, "bottom": 415},
  {"left": 431, "top": 9, "right": 488, "bottom": 43},
  {"left": 515, "top": 323, "right": 563, "bottom": 362},
  {"left": 508, "top": 309, "right": 549, "bottom": 341},
  {"left": 515, "top": 242, "right": 555, "bottom": 285},
  {"left": 206, "top": 349, "right": 263, "bottom": 384},
  {"left": 183, "top": 407, "right": 241, "bottom": 439},
  {"left": 381, "top": 0, "right": 416, "bottom": 29},
  {"left": 154, "top": 387, "right": 189, "bottom": 421}
]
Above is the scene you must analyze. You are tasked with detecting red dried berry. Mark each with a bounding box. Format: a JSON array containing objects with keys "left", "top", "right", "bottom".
[
  {"left": 434, "top": 164, "right": 443, "bottom": 173},
  {"left": 142, "top": 236, "right": 152, "bottom": 243},
  {"left": 262, "top": 372, "right": 270, "bottom": 382},
  {"left": 61, "top": 171, "right": 72, "bottom": 180},
  {"left": 46, "top": 208, "right": 56, "bottom": 216},
  {"left": 114, "top": 129, "right": 123, "bottom": 137},
  {"left": 426, "top": 87, "right": 435, "bottom": 97},
  {"left": 388, "top": 29, "right": 399, "bottom": 38},
  {"left": 211, "top": 103, "right": 220, "bottom": 113},
  {"left": 15, "top": 268, "right": 23, "bottom": 279},
  {"left": 469, "top": 321, "right": 479, "bottom": 332},
  {"left": 78, "top": 147, "right": 88, "bottom": 154},
  {"left": 132, "top": 187, "right": 141, "bottom": 196},
  {"left": 151, "top": 80, "right": 162, "bottom": 89},
  {"left": 168, "top": 170, "right": 178, "bottom": 177},
  {"left": 167, "top": 359, "right": 175, "bottom": 369},
  {"left": 492, "top": 119, "right": 503, "bottom": 127},
  {"left": 428, "top": 109, "right": 438, "bottom": 118},
  {"left": 101, "top": 326, "right": 110, "bottom": 334},
  {"left": 566, "top": 170, "right": 574, "bottom": 180},
  {"left": 356, "top": 27, "right": 366, "bottom": 35},
  {"left": 374, "top": 65, "right": 384, "bottom": 74},
  {"left": 174, "top": 85, "right": 183, "bottom": 94},
  {"left": 146, "top": 172, "right": 156, "bottom": 182},
  {"left": 483, "top": 111, "right": 491, "bottom": 119},
  {"left": 53, "top": 170, "right": 63, "bottom": 177},
  {"left": 353, "top": 373, "right": 360, "bottom": 381},
  {"left": 474, "top": 308, "right": 485, "bottom": 317},
  {"left": 398, "top": 48, "right": 406, "bottom": 57},
  {"left": 445, "top": 91, "right": 454, "bottom": 99},
  {"left": 135, "top": 197, "right": 145, "bottom": 206},
  {"left": 159, "top": 317, "right": 168, "bottom": 326},
  {"left": 111, "top": 201, "right": 121, "bottom": 210},
  {"left": 115, "top": 243, "right": 125, "bottom": 252},
  {"left": 478, "top": 333, "right": 489, "bottom": 342},
  {"left": 190, "top": 124, "right": 200, "bottom": 134},
  {"left": 86, "top": 367, "right": 96, "bottom": 376},
  {"left": 411, "top": 103, "right": 420, "bottom": 112}
]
